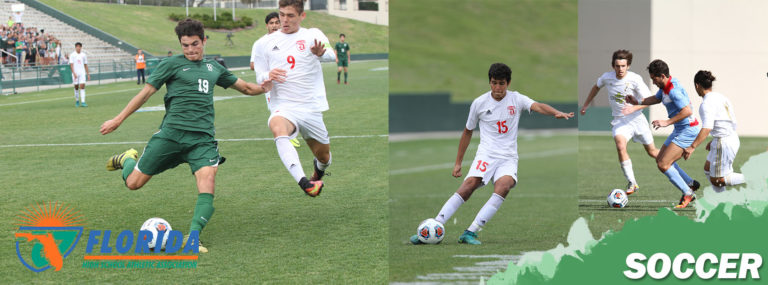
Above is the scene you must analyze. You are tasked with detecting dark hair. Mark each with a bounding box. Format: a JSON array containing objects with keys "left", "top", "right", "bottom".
[
  {"left": 75, "top": 42, "right": 82, "bottom": 47},
  {"left": 175, "top": 19, "right": 205, "bottom": 42},
  {"left": 340, "top": 33, "right": 346, "bottom": 38},
  {"left": 279, "top": 0, "right": 304, "bottom": 14},
  {"left": 612, "top": 49, "right": 632, "bottom": 67},
  {"left": 488, "top": 63, "right": 512, "bottom": 83},
  {"left": 647, "top": 59, "right": 670, "bottom": 77},
  {"left": 694, "top": 70, "right": 716, "bottom": 89},
  {"left": 265, "top": 12, "right": 279, "bottom": 24}
]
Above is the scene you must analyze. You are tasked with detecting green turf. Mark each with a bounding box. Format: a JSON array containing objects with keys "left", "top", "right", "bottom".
[
  {"left": 578, "top": 134, "right": 768, "bottom": 238},
  {"left": 39, "top": 0, "right": 388, "bottom": 56},
  {"left": 389, "top": 133, "right": 577, "bottom": 283},
  {"left": 0, "top": 60, "right": 388, "bottom": 283},
  {"left": 389, "top": 0, "right": 576, "bottom": 103}
]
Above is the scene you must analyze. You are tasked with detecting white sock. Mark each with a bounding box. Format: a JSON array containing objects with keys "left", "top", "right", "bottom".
[
  {"left": 726, "top": 173, "right": 745, "bottom": 186},
  {"left": 712, "top": 185, "right": 726, "bottom": 193},
  {"left": 275, "top": 136, "right": 305, "bottom": 183},
  {"left": 620, "top": 160, "right": 636, "bottom": 185},
  {"left": 435, "top": 193, "right": 464, "bottom": 224},
  {"left": 317, "top": 152, "right": 331, "bottom": 171},
  {"left": 467, "top": 193, "right": 505, "bottom": 232},
  {"left": 80, "top": 89, "right": 86, "bottom": 103},
  {"left": 74, "top": 89, "right": 79, "bottom": 101}
]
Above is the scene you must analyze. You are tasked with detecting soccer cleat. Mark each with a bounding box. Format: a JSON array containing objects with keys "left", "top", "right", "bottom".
[
  {"left": 626, "top": 183, "right": 639, "bottom": 195},
  {"left": 75, "top": 101, "right": 80, "bottom": 107},
  {"left": 345, "top": 81, "right": 348, "bottom": 85},
  {"left": 81, "top": 102, "right": 88, "bottom": 107},
  {"left": 310, "top": 158, "right": 325, "bottom": 182},
  {"left": 410, "top": 234, "right": 424, "bottom": 245},
  {"left": 458, "top": 230, "right": 482, "bottom": 245},
  {"left": 182, "top": 235, "right": 208, "bottom": 253},
  {"left": 299, "top": 177, "right": 323, "bottom": 197},
  {"left": 106, "top": 148, "right": 138, "bottom": 171},
  {"left": 675, "top": 194, "right": 696, "bottom": 208},
  {"left": 337, "top": 79, "right": 340, "bottom": 84},
  {"left": 290, "top": 138, "right": 301, "bottom": 148},
  {"left": 689, "top": 180, "right": 701, "bottom": 192}
]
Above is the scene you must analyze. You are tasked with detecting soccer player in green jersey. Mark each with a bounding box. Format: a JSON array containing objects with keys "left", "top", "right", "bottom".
[
  {"left": 99, "top": 19, "right": 271, "bottom": 253},
  {"left": 335, "top": 33, "right": 350, "bottom": 84}
]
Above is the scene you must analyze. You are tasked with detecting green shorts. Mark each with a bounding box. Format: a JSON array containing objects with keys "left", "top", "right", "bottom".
[
  {"left": 337, "top": 58, "right": 348, "bottom": 67},
  {"left": 137, "top": 127, "right": 221, "bottom": 175}
]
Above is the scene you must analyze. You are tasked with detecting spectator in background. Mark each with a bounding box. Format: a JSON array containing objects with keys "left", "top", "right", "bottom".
[
  {"left": 7, "top": 17, "right": 13, "bottom": 29},
  {"left": 14, "top": 35, "right": 25, "bottom": 68},
  {"left": 13, "top": 11, "right": 22, "bottom": 25},
  {"left": 135, "top": 49, "right": 146, "bottom": 85}
]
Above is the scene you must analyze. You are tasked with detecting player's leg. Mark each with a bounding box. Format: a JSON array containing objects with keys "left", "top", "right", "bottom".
[
  {"left": 411, "top": 177, "right": 483, "bottom": 245},
  {"left": 73, "top": 83, "right": 80, "bottom": 107},
  {"left": 305, "top": 138, "right": 330, "bottom": 181},
  {"left": 460, "top": 175, "right": 515, "bottom": 245},
  {"left": 614, "top": 134, "right": 639, "bottom": 193},
  {"left": 343, "top": 66, "right": 348, "bottom": 84},
  {"left": 137, "top": 69, "right": 141, "bottom": 84},
  {"left": 269, "top": 114, "right": 320, "bottom": 196},
  {"left": 79, "top": 83, "right": 87, "bottom": 107},
  {"left": 657, "top": 142, "right": 695, "bottom": 208},
  {"left": 188, "top": 166, "right": 216, "bottom": 253},
  {"left": 708, "top": 136, "right": 744, "bottom": 191},
  {"left": 337, "top": 65, "right": 342, "bottom": 84},
  {"left": 106, "top": 147, "right": 153, "bottom": 190}
]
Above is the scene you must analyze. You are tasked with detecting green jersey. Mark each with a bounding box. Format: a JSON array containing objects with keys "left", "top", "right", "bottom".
[
  {"left": 147, "top": 55, "right": 238, "bottom": 136},
  {"left": 335, "top": 42, "right": 350, "bottom": 59}
]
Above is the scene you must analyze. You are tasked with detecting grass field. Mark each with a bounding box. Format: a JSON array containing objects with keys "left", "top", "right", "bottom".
[
  {"left": 389, "top": 0, "right": 576, "bottom": 103},
  {"left": 578, "top": 134, "right": 768, "bottom": 238},
  {"left": 389, "top": 133, "right": 577, "bottom": 283},
  {"left": 39, "top": 0, "right": 389, "bottom": 56},
  {"left": 0, "top": 60, "right": 388, "bottom": 283}
]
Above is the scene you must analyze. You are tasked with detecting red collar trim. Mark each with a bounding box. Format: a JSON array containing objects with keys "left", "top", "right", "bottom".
[{"left": 663, "top": 78, "right": 674, "bottom": 94}]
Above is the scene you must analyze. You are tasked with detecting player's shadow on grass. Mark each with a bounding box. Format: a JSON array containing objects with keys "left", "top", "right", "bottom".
[{"left": 579, "top": 204, "right": 695, "bottom": 212}]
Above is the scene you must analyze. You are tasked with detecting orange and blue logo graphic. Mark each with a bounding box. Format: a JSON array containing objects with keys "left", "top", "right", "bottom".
[{"left": 14, "top": 202, "right": 85, "bottom": 272}]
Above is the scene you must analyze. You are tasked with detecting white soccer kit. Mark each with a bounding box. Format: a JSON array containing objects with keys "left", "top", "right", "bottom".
[
  {"left": 700, "top": 91, "right": 739, "bottom": 177},
  {"left": 253, "top": 28, "right": 336, "bottom": 143},
  {"left": 251, "top": 33, "right": 272, "bottom": 110},
  {"left": 69, "top": 51, "right": 87, "bottom": 84},
  {"left": 596, "top": 71, "right": 654, "bottom": 144},
  {"left": 464, "top": 90, "right": 535, "bottom": 184}
]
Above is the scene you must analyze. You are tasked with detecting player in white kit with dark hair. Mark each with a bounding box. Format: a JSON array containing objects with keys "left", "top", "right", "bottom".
[
  {"left": 411, "top": 63, "right": 574, "bottom": 245},
  {"left": 252, "top": 0, "right": 336, "bottom": 197},
  {"left": 683, "top": 70, "right": 744, "bottom": 192},
  {"left": 69, "top": 42, "right": 90, "bottom": 107},
  {"left": 580, "top": 49, "right": 658, "bottom": 195}
]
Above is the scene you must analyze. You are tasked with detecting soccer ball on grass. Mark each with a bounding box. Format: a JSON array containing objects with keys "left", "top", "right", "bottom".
[
  {"left": 607, "top": 189, "right": 628, "bottom": 208},
  {"left": 140, "top": 217, "right": 172, "bottom": 249},
  {"left": 417, "top": 218, "right": 445, "bottom": 244}
]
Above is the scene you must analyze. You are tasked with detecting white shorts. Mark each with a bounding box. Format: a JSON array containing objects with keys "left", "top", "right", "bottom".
[
  {"left": 707, "top": 135, "right": 740, "bottom": 177},
  {"left": 72, "top": 72, "right": 86, "bottom": 85},
  {"left": 611, "top": 113, "right": 654, "bottom": 145},
  {"left": 464, "top": 154, "right": 518, "bottom": 186},
  {"left": 268, "top": 109, "right": 330, "bottom": 144}
]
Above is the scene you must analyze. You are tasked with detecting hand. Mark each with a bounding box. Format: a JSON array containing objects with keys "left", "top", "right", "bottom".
[
  {"left": 452, "top": 164, "right": 462, "bottom": 178},
  {"left": 624, "top": 95, "right": 639, "bottom": 105},
  {"left": 269, "top": 68, "right": 286, "bottom": 83},
  {"left": 100, "top": 119, "right": 121, "bottom": 135},
  {"left": 72, "top": 75, "right": 77, "bottom": 81},
  {"left": 261, "top": 79, "right": 273, "bottom": 93},
  {"left": 683, "top": 147, "right": 694, "bottom": 160},
  {"left": 87, "top": 74, "right": 91, "bottom": 81},
  {"left": 651, "top": 120, "right": 669, "bottom": 129},
  {"left": 706, "top": 141, "right": 711, "bottom": 151},
  {"left": 310, "top": 39, "right": 325, "bottom": 57},
  {"left": 555, "top": 112, "right": 574, "bottom": 120},
  {"left": 580, "top": 106, "right": 587, "bottom": 116}
]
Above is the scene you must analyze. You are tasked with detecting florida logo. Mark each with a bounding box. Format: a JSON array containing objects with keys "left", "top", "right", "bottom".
[
  {"left": 508, "top": 106, "right": 516, "bottom": 115},
  {"left": 296, "top": 40, "right": 306, "bottom": 51},
  {"left": 14, "top": 202, "right": 84, "bottom": 272}
]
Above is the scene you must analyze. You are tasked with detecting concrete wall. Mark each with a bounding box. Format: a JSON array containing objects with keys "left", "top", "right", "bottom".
[{"left": 327, "top": 0, "right": 388, "bottom": 26}]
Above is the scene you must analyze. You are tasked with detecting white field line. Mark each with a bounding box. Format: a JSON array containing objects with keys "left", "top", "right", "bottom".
[
  {"left": 0, "top": 134, "right": 388, "bottom": 148},
  {"left": 390, "top": 148, "right": 576, "bottom": 176},
  {"left": 402, "top": 254, "right": 520, "bottom": 284},
  {"left": 0, "top": 88, "right": 139, "bottom": 107}
]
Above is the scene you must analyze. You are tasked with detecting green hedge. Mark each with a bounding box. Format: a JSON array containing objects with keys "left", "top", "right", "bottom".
[{"left": 169, "top": 12, "right": 253, "bottom": 30}]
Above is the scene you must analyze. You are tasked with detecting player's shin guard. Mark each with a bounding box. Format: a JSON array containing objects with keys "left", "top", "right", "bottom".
[
  {"left": 436, "top": 193, "right": 465, "bottom": 224},
  {"left": 122, "top": 158, "right": 136, "bottom": 182},
  {"left": 344, "top": 72, "right": 348, "bottom": 82},
  {"left": 337, "top": 71, "right": 341, "bottom": 81},
  {"left": 620, "top": 159, "right": 636, "bottom": 185},
  {"left": 80, "top": 89, "right": 86, "bottom": 103},
  {"left": 467, "top": 193, "right": 505, "bottom": 232},
  {"left": 275, "top": 136, "right": 305, "bottom": 183},
  {"left": 672, "top": 162, "right": 693, "bottom": 185},
  {"left": 190, "top": 193, "right": 215, "bottom": 233},
  {"left": 726, "top": 173, "right": 745, "bottom": 186},
  {"left": 664, "top": 167, "right": 692, "bottom": 195}
]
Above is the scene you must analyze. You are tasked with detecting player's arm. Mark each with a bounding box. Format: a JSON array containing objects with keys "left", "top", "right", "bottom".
[
  {"left": 99, "top": 84, "right": 158, "bottom": 135},
  {"left": 69, "top": 61, "right": 75, "bottom": 79},
  {"left": 311, "top": 38, "right": 336, "bottom": 62},
  {"left": 531, "top": 102, "right": 574, "bottom": 119},
  {"left": 683, "top": 127, "right": 712, "bottom": 160},
  {"left": 580, "top": 84, "right": 600, "bottom": 115},
  {"left": 229, "top": 78, "right": 271, "bottom": 96},
  {"left": 84, "top": 63, "right": 90, "bottom": 80},
  {"left": 626, "top": 94, "right": 661, "bottom": 106},
  {"left": 651, "top": 105, "right": 692, "bottom": 129},
  {"left": 453, "top": 128, "right": 474, "bottom": 178}
]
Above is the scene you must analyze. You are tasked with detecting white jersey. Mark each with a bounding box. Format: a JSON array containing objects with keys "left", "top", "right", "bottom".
[
  {"left": 466, "top": 90, "right": 535, "bottom": 159},
  {"left": 69, "top": 51, "right": 87, "bottom": 75},
  {"left": 251, "top": 33, "right": 272, "bottom": 108},
  {"left": 253, "top": 27, "right": 336, "bottom": 112},
  {"left": 700, "top": 91, "right": 737, "bottom": 138},
  {"left": 596, "top": 71, "right": 651, "bottom": 118}
]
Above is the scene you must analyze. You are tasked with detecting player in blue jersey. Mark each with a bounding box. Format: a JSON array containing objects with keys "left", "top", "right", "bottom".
[{"left": 624, "top": 59, "right": 701, "bottom": 208}]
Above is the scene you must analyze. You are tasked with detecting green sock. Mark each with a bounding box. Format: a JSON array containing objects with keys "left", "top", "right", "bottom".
[
  {"left": 189, "top": 193, "right": 215, "bottom": 233},
  {"left": 122, "top": 158, "right": 136, "bottom": 182},
  {"left": 344, "top": 72, "right": 348, "bottom": 82},
  {"left": 337, "top": 71, "right": 341, "bottom": 80}
]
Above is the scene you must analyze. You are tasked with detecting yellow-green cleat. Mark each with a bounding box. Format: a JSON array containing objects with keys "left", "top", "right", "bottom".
[
  {"left": 182, "top": 235, "right": 208, "bottom": 253},
  {"left": 106, "top": 149, "right": 138, "bottom": 171},
  {"left": 290, "top": 138, "right": 301, "bottom": 148}
]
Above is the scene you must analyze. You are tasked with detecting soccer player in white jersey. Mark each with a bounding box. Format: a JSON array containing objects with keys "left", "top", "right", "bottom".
[
  {"left": 69, "top": 42, "right": 90, "bottom": 107},
  {"left": 251, "top": 12, "right": 301, "bottom": 148},
  {"left": 411, "top": 63, "right": 574, "bottom": 245},
  {"left": 683, "top": 70, "right": 744, "bottom": 192},
  {"left": 580, "top": 50, "right": 658, "bottom": 194},
  {"left": 252, "top": 0, "right": 337, "bottom": 197}
]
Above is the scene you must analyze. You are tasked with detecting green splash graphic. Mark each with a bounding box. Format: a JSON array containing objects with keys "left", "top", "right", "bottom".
[{"left": 489, "top": 152, "right": 768, "bottom": 284}]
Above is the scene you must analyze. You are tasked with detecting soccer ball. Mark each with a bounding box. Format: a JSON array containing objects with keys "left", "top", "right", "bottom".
[
  {"left": 417, "top": 218, "right": 445, "bottom": 244},
  {"left": 607, "top": 189, "right": 628, "bottom": 208},
  {"left": 140, "top": 217, "right": 172, "bottom": 249}
]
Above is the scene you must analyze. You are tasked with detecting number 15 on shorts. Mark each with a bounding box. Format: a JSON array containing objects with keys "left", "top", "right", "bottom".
[{"left": 476, "top": 160, "right": 489, "bottom": 172}]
